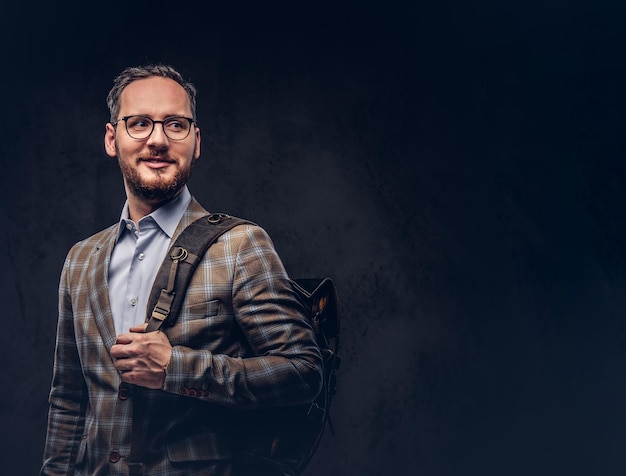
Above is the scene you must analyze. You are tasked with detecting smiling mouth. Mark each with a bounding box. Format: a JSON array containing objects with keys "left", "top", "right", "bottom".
[{"left": 141, "top": 157, "right": 175, "bottom": 167}]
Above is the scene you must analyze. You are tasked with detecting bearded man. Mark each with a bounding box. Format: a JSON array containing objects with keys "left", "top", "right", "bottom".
[{"left": 41, "top": 64, "right": 322, "bottom": 476}]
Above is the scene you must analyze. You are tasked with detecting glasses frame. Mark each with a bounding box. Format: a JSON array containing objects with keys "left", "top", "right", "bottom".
[{"left": 114, "top": 115, "right": 196, "bottom": 141}]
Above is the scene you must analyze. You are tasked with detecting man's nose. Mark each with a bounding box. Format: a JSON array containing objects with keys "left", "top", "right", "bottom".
[{"left": 146, "top": 122, "right": 170, "bottom": 146}]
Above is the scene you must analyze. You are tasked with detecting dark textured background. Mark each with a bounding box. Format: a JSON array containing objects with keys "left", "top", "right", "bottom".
[{"left": 2, "top": 1, "right": 626, "bottom": 475}]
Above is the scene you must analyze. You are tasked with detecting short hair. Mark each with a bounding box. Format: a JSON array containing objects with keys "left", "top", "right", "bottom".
[{"left": 106, "top": 64, "right": 197, "bottom": 123}]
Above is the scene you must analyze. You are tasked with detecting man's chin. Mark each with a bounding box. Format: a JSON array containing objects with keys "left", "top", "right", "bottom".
[
  {"left": 128, "top": 180, "right": 182, "bottom": 203},
  {"left": 119, "top": 158, "right": 192, "bottom": 205}
]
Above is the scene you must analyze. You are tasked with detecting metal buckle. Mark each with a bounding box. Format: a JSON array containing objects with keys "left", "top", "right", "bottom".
[
  {"left": 207, "top": 213, "right": 231, "bottom": 224},
  {"left": 170, "top": 247, "right": 189, "bottom": 261}
]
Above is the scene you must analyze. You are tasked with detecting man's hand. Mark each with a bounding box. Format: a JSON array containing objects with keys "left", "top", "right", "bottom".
[{"left": 111, "top": 323, "right": 172, "bottom": 389}]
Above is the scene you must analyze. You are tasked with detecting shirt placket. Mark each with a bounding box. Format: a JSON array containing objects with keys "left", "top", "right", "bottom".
[{"left": 122, "top": 221, "right": 158, "bottom": 332}]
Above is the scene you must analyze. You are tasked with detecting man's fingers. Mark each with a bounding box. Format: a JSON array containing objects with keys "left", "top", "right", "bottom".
[
  {"left": 110, "top": 344, "right": 127, "bottom": 359},
  {"left": 129, "top": 323, "right": 149, "bottom": 333},
  {"left": 110, "top": 337, "right": 141, "bottom": 358},
  {"left": 113, "top": 358, "right": 133, "bottom": 372},
  {"left": 110, "top": 328, "right": 172, "bottom": 390},
  {"left": 114, "top": 333, "right": 133, "bottom": 345}
]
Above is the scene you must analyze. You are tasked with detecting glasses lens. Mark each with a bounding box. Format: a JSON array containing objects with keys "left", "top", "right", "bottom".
[
  {"left": 125, "top": 116, "right": 154, "bottom": 140},
  {"left": 163, "top": 117, "right": 192, "bottom": 140}
]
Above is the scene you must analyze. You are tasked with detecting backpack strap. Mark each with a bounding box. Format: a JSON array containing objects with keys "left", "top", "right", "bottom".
[{"left": 145, "top": 213, "right": 252, "bottom": 332}]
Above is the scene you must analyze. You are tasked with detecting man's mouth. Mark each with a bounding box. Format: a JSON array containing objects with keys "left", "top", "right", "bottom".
[{"left": 140, "top": 157, "right": 175, "bottom": 168}]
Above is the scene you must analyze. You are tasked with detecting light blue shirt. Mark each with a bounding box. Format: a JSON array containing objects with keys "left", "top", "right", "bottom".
[{"left": 108, "top": 187, "right": 192, "bottom": 335}]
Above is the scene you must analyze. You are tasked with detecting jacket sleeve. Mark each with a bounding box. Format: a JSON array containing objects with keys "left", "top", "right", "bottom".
[
  {"left": 40, "top": 253, "right": 87, "bottom": 475},
  {"left": 163, "top": 225, "right": 323, "bottom": 408}
]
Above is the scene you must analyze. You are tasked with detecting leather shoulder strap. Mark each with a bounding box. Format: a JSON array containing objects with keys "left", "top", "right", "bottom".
[{"left": 145, "top": 213, "right": 252, "bottom": 332}]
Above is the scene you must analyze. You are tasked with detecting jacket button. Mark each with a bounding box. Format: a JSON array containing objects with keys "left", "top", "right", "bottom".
[
  {"left": 118, "top": 386, "right": 129, "bottom": 400},
  {"left": 109, "top": 450, "right": 121, "bottom": 463}
]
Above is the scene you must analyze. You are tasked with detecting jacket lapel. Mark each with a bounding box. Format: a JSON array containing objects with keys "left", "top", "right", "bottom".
[
  {"left": 88, "top": 225, "right": 118, "bottom": 350},
  {"left": 171, "top": 197, "right": 209, "bottom": 243}
]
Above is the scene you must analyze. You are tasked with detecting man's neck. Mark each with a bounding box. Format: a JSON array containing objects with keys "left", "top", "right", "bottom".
[
  {"left": 126, "top": 197, "right": 162, "bottom": 226},
  {"left": 124, "top": 185, "right": 189, "bottom": 229}
]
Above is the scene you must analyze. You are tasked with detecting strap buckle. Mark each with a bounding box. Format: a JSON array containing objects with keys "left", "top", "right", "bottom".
[{"left": 207, "top": 213, "right": 232, "bottom": 224}]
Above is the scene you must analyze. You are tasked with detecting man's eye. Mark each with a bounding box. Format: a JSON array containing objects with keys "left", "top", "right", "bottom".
[
  {"left": 127, "top": 117, "right": 151, "bottom": 129},
  {"left": 165, "top": 120, "right": 185, "bottom": 131}
]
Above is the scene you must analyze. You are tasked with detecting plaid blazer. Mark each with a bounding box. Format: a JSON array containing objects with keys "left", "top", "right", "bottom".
[{"left": 41, "top": 198, "right": 323, "bottom": 476}]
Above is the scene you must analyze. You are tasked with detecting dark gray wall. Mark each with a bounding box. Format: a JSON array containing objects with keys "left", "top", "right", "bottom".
[{"left": 1, "top": 1, "right": 625, "bottom": 475}]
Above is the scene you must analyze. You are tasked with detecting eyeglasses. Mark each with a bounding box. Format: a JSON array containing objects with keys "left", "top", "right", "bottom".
[{"left": 113, "top": 115, "right": 195, "bottom": 141}]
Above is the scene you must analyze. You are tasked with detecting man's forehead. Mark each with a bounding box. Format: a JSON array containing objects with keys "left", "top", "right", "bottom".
[{"left": 120, "top": 77, "right": 190, "bottom": 110}]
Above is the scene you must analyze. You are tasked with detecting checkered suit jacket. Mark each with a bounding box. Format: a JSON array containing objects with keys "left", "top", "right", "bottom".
[{"left": 41, "top": 198, "right": 323, "bottom": 475}]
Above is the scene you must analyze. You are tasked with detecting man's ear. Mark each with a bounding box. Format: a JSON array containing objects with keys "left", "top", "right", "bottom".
[
  {"left": 193, "top": 126, "right": 201, "bottom": 160},
  {"left": 104, "top": 123, "right": 117, "bottom": 157}
]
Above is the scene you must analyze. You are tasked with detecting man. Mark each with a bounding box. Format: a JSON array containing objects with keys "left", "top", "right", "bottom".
[{"left": 41, "top": 64, "right": 323, "bottom": 476}]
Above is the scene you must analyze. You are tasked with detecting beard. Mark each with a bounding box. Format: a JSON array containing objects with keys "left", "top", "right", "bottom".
[{"left": 117, "top": 147, "right": 195, "bottom": 204}]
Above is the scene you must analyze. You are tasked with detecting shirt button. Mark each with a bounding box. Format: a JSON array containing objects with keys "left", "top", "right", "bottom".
[
  {"left": 109, "top": 450, "right": 121, "bottom": 463},
  {"left": 130, "top": 298, "right": 137, "bottom": 306},
  {"left": 138, "top": 253, "right": 145, "bottom": 261}
]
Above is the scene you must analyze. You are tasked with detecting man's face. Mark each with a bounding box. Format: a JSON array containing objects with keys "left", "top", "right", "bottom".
[{"left": 104, "top": 76, "right": 201, "bottom": 205}]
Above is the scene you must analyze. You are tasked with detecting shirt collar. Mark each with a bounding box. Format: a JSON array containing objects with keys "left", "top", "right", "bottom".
[{"left": 117, "top": 186, "right": 192, "bottom": 239}]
